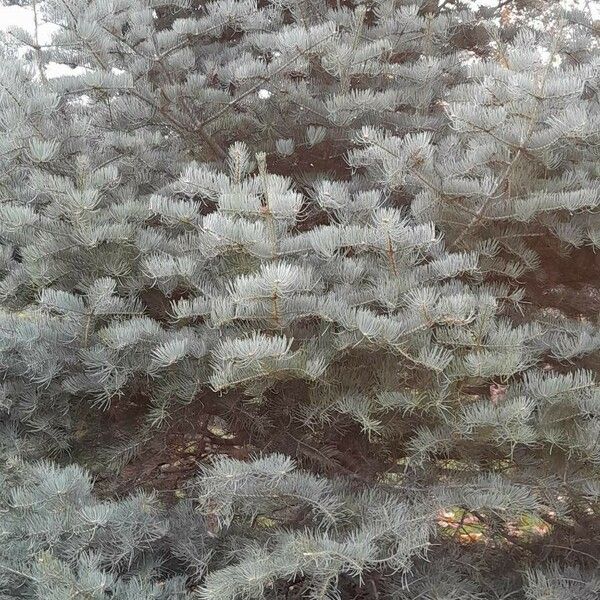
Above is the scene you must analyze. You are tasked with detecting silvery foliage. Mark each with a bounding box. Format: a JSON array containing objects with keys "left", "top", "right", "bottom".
[{"left": 0, "top": 0, "right": 599, "bottom": 597}]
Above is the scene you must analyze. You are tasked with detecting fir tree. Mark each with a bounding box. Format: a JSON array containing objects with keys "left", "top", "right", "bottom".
[{"left": 0, "top": 0, "right": 599, "bottom": 598}]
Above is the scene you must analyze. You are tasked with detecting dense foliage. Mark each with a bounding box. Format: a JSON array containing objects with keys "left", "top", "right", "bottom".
[{"left": 0, "top": 0, "right": 599, "bottom": 597}]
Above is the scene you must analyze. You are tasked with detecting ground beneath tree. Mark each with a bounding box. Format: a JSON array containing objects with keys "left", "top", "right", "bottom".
[{"left": 77, "top": 396, "right": 255, "bottom": 502}]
